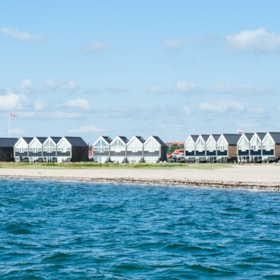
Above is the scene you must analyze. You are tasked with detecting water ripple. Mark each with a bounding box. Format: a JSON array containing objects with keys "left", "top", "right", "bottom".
[{"left": 0, "top": 179, "right": 280, "bottom": 279}]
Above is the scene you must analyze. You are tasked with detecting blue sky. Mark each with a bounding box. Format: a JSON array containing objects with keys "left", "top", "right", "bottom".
[{"left": 1, "top": 0, "right": 280, "bottom": 143}]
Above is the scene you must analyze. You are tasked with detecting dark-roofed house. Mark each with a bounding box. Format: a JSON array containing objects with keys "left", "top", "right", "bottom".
[
  {"left": 217, "top": 134, "right": 240, "bottom": 162},
  {"left": 0, "top": 138, "right": 17, "bottom": 161},
  {"left": 206, "top": 134, "right": 220, "bottom": 163},
  {"left": 109, "top": 136, "right": 129, "bottom": 163},
  {"left": 195, "top": 134, "right": 208, "bottom": 162},
  {"left": 250, "top": 132, "right": 266, "bottom": 163},
  {"left": 126, "top": 136, "right": 145, "bottom": 163},
  {"left": 143, "top": 136, "right": 167, "bottom": 163},
  {"left": 29, "top": 137, "right": 47, "bottom": 162},
  {"left": 14, "top": 137, "right": 33, "bottom": 162},
  {"left": 57, "top": 136, "right": 88, "bottom": 162},
  {"left": 92, "top": 136, "right": 112, "bottom": 163},
  {"left": 185, "top": 135, "right": 198, "bottom": 162},
  {"left": 43, "top": 136, "right": 61, "bottom": 162},
  {"left": 237, "top": 133, "right": 254, "bottom": 162},
  {"left": 262, "top": 132, "right": 280, "bottom": 162}
]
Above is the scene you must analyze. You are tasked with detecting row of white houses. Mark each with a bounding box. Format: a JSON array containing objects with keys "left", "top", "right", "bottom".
[
  {"left": 0, "top": 136, "right": 89, "bottom": 162},
  {"left": 92, "top": 135, "right": 167, "bottom": 163},
  {"left": 184, "top": 132, "right": 280, "bottom": 163}
]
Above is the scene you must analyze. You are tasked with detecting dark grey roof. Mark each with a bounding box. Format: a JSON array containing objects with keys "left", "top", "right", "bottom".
[
  {"left": 101, "top": 136, "right": 112, "bottom": 144},
  {"left": 64, "top": 136, "right": 88, "bottom": 147},
  {"left": 190, "top": 135, "right": 199, "bottom": 142},
  {"left": 50, "top": 136, "right": 61, "bottom": 143},
  {"left": 22, "top": 137, "right": 33, "bottom": 143},
  {"left": 151, "top": 136, "right": 167, "bottom": 146},
  {"left": 36, "top": 137, "right": 48, "bottom": 144},
  {"left": 118, "top": 136, "right": 129, "bottom": 143},
  {"left": 255, "top": 132, "right": 266, "bottom": 140},
  {"left": 222, "top": 134, "right": 241, "bottom": 145},
  {"left": 244, "top": 133, "right": 254, "bottom": 140},
  {"left": 201, "top": 134, "right": 209, "bottom": 141},
  {"left": 0, "top": 138, "right": 18, "bottom": 147},
  {"left": 134, "top": 136, "right": 145, "bottom": 143},
  {"left": 212, "top": 134, "right": 221, "bottom": 141},
  {"left": 268, "top": 132, "right": 280, "bottom": 144}
]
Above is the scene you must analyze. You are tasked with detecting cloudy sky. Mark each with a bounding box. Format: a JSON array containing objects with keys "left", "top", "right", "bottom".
[{"left": 1, "top": 0, "right": 280, "bottom": 143}]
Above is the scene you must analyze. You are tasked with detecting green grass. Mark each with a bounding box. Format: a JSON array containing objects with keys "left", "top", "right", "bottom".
[{"left": 0, "top": 161, "right": 233, "bottom": 170}]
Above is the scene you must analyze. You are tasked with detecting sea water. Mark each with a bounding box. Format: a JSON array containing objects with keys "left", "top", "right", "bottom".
[{"left": 0, "top": 179, "right": 280, "bottom": 279}]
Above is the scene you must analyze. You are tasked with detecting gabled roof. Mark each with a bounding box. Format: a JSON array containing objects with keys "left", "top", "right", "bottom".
[
  {"left": 222, "top": 134, "right": 240, "bottom": 145},
  {"left": 150, "top": 136, "right": 166, "bottom": 146},
  {"left": 268, "top": 132, "right": 280, "bottom": 144},
  {"left": 134, "top": 136, "right": 145, "bottom": 143},
  {"left": 35, "top": 137, "right": 48, "bottom": 144},
  {"left": 0, "top": 138, "right": 18, "bottom": 147},
  {"left": 200, "top": 134, "right": 209, "bottom": 141},
  {"left": 190, "top": 135, "right": 199, "bottom": 142},
  {"left": 118, "top": 136, "right": 129, "bottom": 143},
  {"left": 22, "top": 137, "right": 33, "bottom": 144},
  {"left": 64, "top": 136, "right": 88, "bottom": 146},
  {"left": 244, "top": 133, "right": 254, "bottom": 140},
  {"left": 255, "top": 132, "right": 266, "bottom": 140},
  {"left": 212, "top": 134, "right": 220, "bottom": 141},
  {"left": 50, "top": 136, "right": 61, "bottom": 143}
]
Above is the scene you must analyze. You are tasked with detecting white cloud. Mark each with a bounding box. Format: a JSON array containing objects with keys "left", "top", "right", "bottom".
[
  {"left": 0, "top": 27, "right": 44, "bottom": 41},
  {"left": 68, "top": 125, "right": 103, "bottom": 133},
  {"left": 0, "top": 92, "right": 27, "bottom": 110},
  {"left": 33, "top": 100, "right": 45, "bottom": 111},
  {"left": 42, "top": 79, "right": 78, "bottom": 91},
  {"left": 248, "top": 107, "right": 265, "bottom": 114},
  {"left": 176, "top": 80, "right": 196, "bottom": 92},
  {"left": 84, "top": 41, "right": 110, "bottom": 53},
  {"left": 163, "top": 39, "right": 186, "bottom": 49},
  {"left": 238, "top": 84, "right": 270, "bottom": 95},
  {"left": 199, "top": 100, "right": 244, "bottom": 112},
  {"left": 226, "top": 28, "right": 280, "bottom": 53},
  {"left": 65, "top": 98, "right": 90, "bottom": 110},
  {"left": 149, "top": 85, "right": 167, "bottom": 94},
  {"left": 215, "top": 81, "right": 231, "bottom": 93},
  {"left": 105, "top": 85, "right": 127, "bottom": 93}
]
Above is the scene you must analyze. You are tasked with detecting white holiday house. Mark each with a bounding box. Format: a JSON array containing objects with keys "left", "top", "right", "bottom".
[
  {"left": 14, "top": 137, "right": 33, "bottom": 162},
  {"left": 184, "top": 135, "right": 198, "bottom": 162},
  {"left": 42, "top": 136, "right": 61, "bottom": 162},
  {"left": 206, "top": 134, "right": 220, "bottom": 162},
  {"left": 27, "top": 137, "right": 47, "bottom": 162},
  {"left": 195, "top": 134, "right": 208, "bottom": 161},
  {"left": 143, "top": 136, "right": 167, "bottom": 163},
  {"left": 126, "top": 136, "right": 145, "bottom": 163},
  {"left": 109, "top": 136, "right": 129, "bottom": 163},
  {"left": 249, "top": 132, "right": 266, "bottom": 163},
  {"left": 92, "top": 136, "right": 112, "bottom": 163},
  {"left": 237, "top": 133, "right": 254, "bottom": 162},
  {"left": 262, "top": 132, "right": 280, "bottom": 162}
]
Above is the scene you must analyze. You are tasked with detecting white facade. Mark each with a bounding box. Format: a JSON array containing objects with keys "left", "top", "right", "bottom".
[
  {"left": 143, "top": 136, "right": 162, "bottom": 163},
  {"left": 126, "top": 136, "right": 144, "bottom": 163},
  {"left": 56, "top": 137, "right": 72, "bottom": 163},
  {"left": 28, "top": 137, "right": 44, "bottom": 162},
  {"left": 14, "top": 137, "right": 32, "bottom": 162},
  {"left": 184, "top": 135, "right": 197, "bottom": 159},
  {"left": 110, "top": 136, "right": 128, "bottom": 163},
  {"left": 92, "top": 136, "right": 111, "bottom": 163}
]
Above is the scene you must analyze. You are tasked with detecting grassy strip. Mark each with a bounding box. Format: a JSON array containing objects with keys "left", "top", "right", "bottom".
[{"left": 0, "top": 162, "right": 233, "bottom": 170}]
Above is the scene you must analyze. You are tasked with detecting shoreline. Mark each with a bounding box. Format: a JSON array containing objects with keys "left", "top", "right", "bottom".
[{"left": 0, "top": 164, "right": 280, "bottom": 191}]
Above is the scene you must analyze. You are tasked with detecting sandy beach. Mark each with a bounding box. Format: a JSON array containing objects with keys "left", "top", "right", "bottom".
[{"left": 0, "top": 164, "right": 280, "bottom": 191}]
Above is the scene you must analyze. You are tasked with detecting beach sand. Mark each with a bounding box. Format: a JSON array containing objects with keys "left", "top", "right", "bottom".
[{"left": 0, "top": 164, "right": 280, "bottom": 191}]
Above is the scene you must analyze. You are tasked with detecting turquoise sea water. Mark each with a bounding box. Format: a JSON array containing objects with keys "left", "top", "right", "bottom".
[{"left": 0, "top": 179, "right": 280, "bottom": 279}]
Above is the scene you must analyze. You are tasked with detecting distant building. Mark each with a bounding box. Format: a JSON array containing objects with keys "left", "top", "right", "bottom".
[
  {"left": 109, "top": 136, "right": 129, "bottom": 163},
  {"left": 126, "top": 136, "right": 145, "bottom": 163},
  {"left": 143, "top": 136, "right": 167, "bottom": 163},
  {"left": 0, "top": 138, "right": 17, "bottom": 161},
  {"left": 92, "top": 136, "right": 112, "bottom": 163}
]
